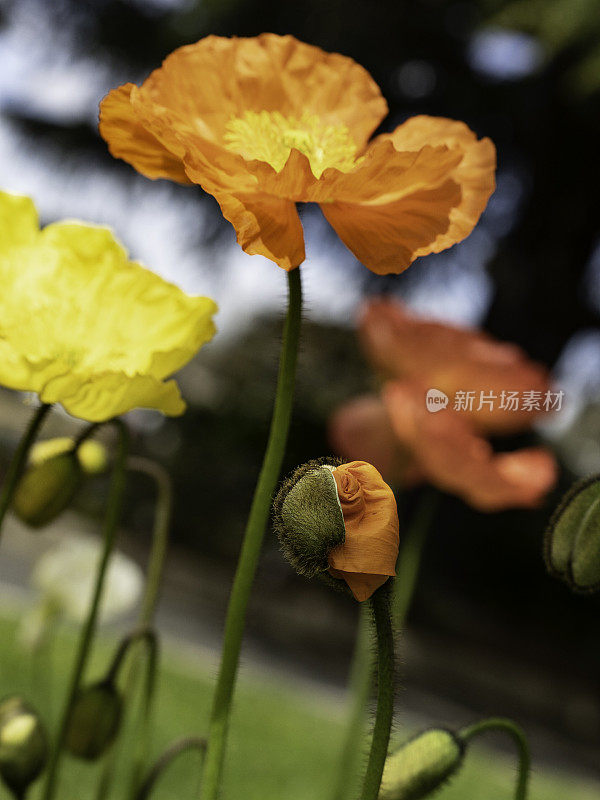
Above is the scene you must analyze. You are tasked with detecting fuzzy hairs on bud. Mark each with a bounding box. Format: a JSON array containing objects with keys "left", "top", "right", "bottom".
[{"left": 273, "top": 457, "right": 345, "bottom": 578}]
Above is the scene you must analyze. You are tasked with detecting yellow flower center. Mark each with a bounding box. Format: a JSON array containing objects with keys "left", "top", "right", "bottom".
[{"left": 223, "top": 110, "right": 358, "bottom": 178}]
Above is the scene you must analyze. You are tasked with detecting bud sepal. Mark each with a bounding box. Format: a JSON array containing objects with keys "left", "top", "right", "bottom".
[
  {"left": 379, "top": 729, "right": 464, "bottom": 800},
  {"left": 545, "top": 474, "right": 600, "bottom": 593}
]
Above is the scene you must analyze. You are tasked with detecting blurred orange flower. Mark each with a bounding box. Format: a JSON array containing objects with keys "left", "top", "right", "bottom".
[
  {"left": 329, "top": 302, "right": 558, "bottom": 512},
  {"left": 359, "top": 299, "right": 550, "bottom": 434},
  {"left": 99, "top": 34, "right": 496, "bottom": 274},
  {"left": 328, "top": 461, "right": 399, "bottom": 601}
]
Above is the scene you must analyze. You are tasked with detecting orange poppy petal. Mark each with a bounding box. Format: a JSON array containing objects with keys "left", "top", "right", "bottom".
[
  {"left": 328, "top": 461, "right": 399, "bottom": 601},
  {"left": 135, "top": 34, "right": 388, "bottom": 150},
  {"left": 382, "top": 381, "right": 557, "bottom": 511},
  {"left": 213, "top": 190, "right": 305, "bottom": 270},
  {"left": 328, "top": 395, "right": 423, "bottom": 486},
  {"left": 99, "top": 84, "right": 191, "bottom": 184},
  {"left": 361, "top": 299, "right": 551, "bottom": 434},
  {"left": 314, "top": 140, "right": 463, "bottom": 273},
  {"left": 384, "top": 383, "right": 556, "bottom": 511},
  {"left": 379, "top": 116, "right": 496, "bottom": 256},
  {"left": 321, "top": 180, "right": 461, "bottom": 274},
  {"left": 328, "top": 567, "right": 391, "bottom": 603}
]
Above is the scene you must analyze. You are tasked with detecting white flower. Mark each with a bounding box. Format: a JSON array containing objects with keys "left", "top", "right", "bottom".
[{"left": 30, "top": 534, "right": 143, "bottom": 625}]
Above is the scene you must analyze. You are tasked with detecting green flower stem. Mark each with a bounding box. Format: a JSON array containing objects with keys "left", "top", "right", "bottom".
[
  {"left": 200, "top": 267, "right": 302, "bottom": 800},
  {"left": 360, "top": 588, "right": 395, "bottom": 800},
  {"left": 42, "top": 419, "right": 130, "bottom": 800},
  {"left": 459, "top": 717, "right": 531, "bottom": 800},
  {"left": 330, "top": 605, "right": 373, "bottom": 800},
  {"left": 95, "top": 456, "right": 172, "bottom": 800},
  {"left": 128, "top": 456, "right": 173, "bottom": 626},
  {"left": 135, "top": 737, "right": 207, "bottom": 800},
  {"left": 331, "top": 490, "right": 438, "bottom": 800},
  {"left": 0, "top": 403, "right": 51, "bottom": 540},
  {"left": 392, "top": 489, "right": 439, "bottom": 625}
]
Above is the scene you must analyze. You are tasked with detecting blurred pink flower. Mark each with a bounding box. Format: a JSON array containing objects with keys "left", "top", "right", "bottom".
[
  {"left": 329, "top": 301, "right": 559, "bottom": 512},
  {"left": 359, "top": 298, "right": 550, "bottom": 434}
]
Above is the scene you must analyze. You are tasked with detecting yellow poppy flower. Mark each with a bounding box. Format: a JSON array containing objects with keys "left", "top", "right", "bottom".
[
  {"left": 99, "top": 33, "right": 496, "bottom": 274},
  {"left": 0, "top": 191, "right": 217, "bottom": 422}
]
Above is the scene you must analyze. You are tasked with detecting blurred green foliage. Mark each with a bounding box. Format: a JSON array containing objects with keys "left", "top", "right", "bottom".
[{"left": 0, "top": 612, "right": 598, "bottom": 800}]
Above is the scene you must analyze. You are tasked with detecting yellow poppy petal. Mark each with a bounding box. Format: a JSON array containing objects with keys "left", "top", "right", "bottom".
[
  {"left": 0, "top": 191, "right": 39, "bottom": 250},
  {"left": 40, "top": 372, "right": 185, "bottom": 422},
  {"left": 0, "top": 193, "right": 217, "bottom": 422},
  {"left": 99, "top": 84, "right": 192, "bottom": 184}
]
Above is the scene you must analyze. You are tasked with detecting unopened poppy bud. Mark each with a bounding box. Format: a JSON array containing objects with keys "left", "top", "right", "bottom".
[
  {"left": 12, "top": 453, "right": 82, "bottom": 528},
  {"left": 30, "top": 436, "right": 109, "bottom": 476},
  {"left": 65, "top": 681, "right": 123, "bottom": 760},
  {"left": 274, "top": 459, "right": 346, "bottom": 578},
  {"left": 545, "top": 475, "right": 600, "bottom": 592},
  {"left": 274, "top": 459, "right": 399, "bottom": 601},
  {"left": 0, "top": 696, "right": 48, "bottom": 797},
  {"left": 379, "top": 729, "right": 464, "bottom": 800}
]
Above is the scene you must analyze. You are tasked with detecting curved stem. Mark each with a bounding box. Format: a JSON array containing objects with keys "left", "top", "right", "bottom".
[
  {"left": 360, "top": 588, "right": 395, "bottom": 800},
  {"left": 460, "top": 717, "right": 531, "bottom": 800},
  {"left": 94, "top": 456, "right": 172, "bottom": 800},
  {"left": 200, "top": 267, "right": 302, "bottom": 800},
  {"left": 106, "top": 627, "right": 159, "bottom": 687},
  {"left": 331, "top": 490, "right": 438, "bottom": 800},
  {"left": 0, "top": 403, "right": 51, "bottom": 540},
  {"left": 41, "top": 419, "right": 130, "bottom": 800},
  {"left": 135, "top": 737, "right": 207, "bottom": 800}
]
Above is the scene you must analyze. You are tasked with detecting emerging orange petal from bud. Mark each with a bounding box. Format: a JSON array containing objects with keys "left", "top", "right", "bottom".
[{"left": 328, "top": 461, "right": 399, "bottom": 601}]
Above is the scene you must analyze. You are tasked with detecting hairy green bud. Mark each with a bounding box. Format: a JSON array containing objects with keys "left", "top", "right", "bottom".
[
  {"left": 0, "top": 696, "right": 48, "bottom": 797},
  {"left": 379, "top": 729, "right": 464, "bottom": 800},
  {"left": 273, "top": 458, "right": 345, "bottom": 578},
  {"left": 545, "top": 475, "right": 600, "bottom": 592},
  {"left": 12, "top": 453, "right": 82, "bottom": 528},
  {"left": 65, "top": 681, "right": 123, "bottom": 760}
]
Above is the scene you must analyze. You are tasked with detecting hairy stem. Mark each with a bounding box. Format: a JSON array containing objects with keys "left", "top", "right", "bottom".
[
  {"left": 360, "top": 589, "right": 395, "bottom": 800},
  {"left": 200, "top": 268, "right": 302, "bottom": 800},
  {"left": 331, "top": 490, "right": 438, "bottom": 800}
]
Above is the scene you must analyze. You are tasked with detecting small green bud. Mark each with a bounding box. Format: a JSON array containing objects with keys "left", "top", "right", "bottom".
[
  {"left": 65, "top": 681, "right": 123, "bottom": 760},
  {"left": 30, "top": 437, "right": 109, "bottom": 475},
  {"left": 379, "top": 729, "right": 464, "bottom": 800},
  {"left": 545, "top": 475, "right": 600, "bottom": 592},
  {"left": 12, "top": 453, "right": 82, "bottom": 528},
  {"left": 0, "top": 696, "right": 48, "bottom": 797},
  {"left": 273, "top": 459, "right": 345, "bottom": 578}
]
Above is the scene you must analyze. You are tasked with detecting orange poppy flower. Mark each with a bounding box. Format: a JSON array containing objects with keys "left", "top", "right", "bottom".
[
  {"left": 328, "top": 461, "right": 399, "bottom": 601},
  {"left": 359, "top": 298, "right": 550, "bottom": 434},
  {"left": 99, "top": 34, "right": 496, "bottom": 274},
  {"left": 330, "top": 383, "right": 557, "bottom": 512}
]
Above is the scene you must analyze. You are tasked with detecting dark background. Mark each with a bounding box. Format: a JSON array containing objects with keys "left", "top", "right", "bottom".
[{"left": 1, "top": 0, "right": 600, "bottom": 782}]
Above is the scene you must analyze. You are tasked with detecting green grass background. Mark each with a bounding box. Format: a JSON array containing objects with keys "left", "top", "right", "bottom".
[{"left": 0, "top": 613, "right": 597, "bottom": 800}]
